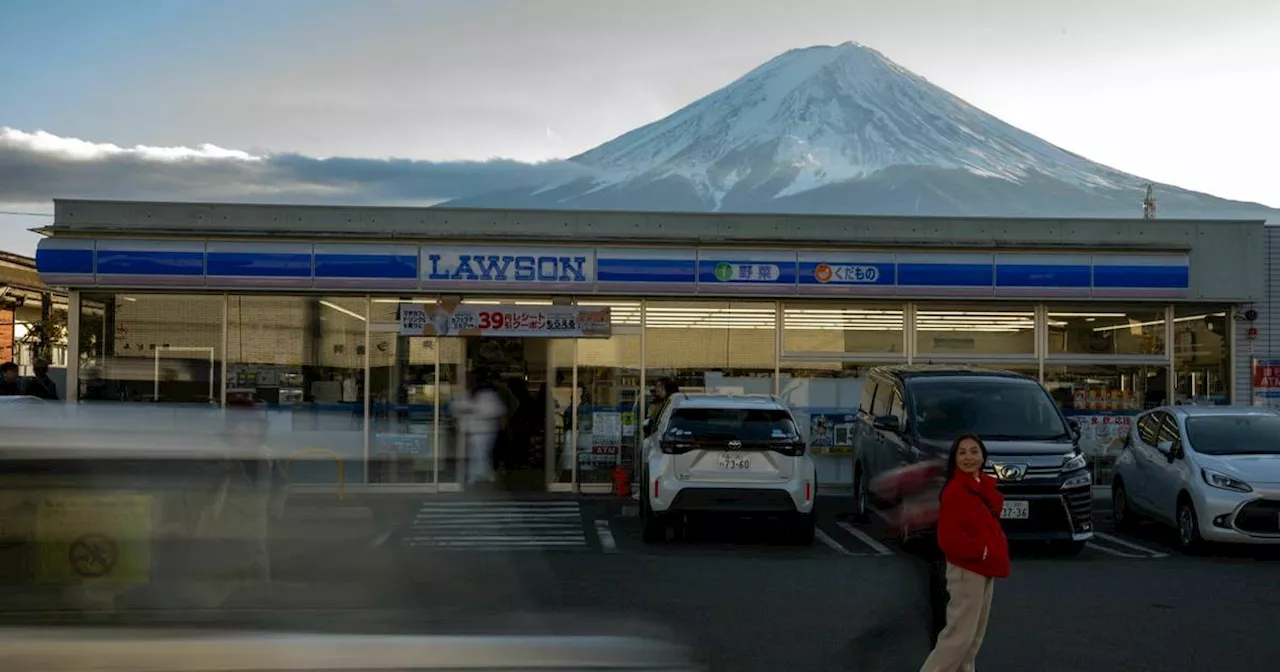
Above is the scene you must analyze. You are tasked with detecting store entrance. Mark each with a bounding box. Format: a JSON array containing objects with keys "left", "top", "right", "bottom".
[{"left": 464, "top": 336, "right": 571, "bottom": 491}]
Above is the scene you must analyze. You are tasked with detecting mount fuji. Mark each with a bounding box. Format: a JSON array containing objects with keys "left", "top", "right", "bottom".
[{"left": 446, "top": 42, "right": 1274, "bottom": 220}]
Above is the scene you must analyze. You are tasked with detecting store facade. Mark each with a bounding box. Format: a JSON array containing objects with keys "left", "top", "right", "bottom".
[{"left": 34, "top": 200, "right": 1266, "bottom": 492}]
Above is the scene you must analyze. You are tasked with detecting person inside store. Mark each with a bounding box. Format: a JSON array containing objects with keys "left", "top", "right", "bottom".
[
  {"left": 919, "top": 434, "right": 1010, "bottom": 672},
  {"left": 24, "top": 359, "right": 59, "bottom": 400},
  {"left": 643, "top": 377, "right": 680, "bottom": 435},
  {"left": 0, "top": 361, "right": 23, "bottom": 396},
  {"left": 452, "top": 371, "right": 506, "bottom": 485}
]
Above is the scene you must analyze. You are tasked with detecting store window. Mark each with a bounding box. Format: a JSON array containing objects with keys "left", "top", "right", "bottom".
[
  {"left": 78, "top": 293, "right": 223, "bottom": 405},
  {"left": 643, "top": 300, "right": 776, "bottom": 411},
  {"left": 782, "top": 302, "right": 905, "bottom": 355},
  {"left": 1043, "top": 363, "right": 1167, "bottom": 484},
  {"left": 1173, "top": 305, "right": 1230, "bottom": 405},
  {"left": 367, "top": 298, "right": 461, "bottom": 485},
  {"left": 915, "top": 303, "right": 1034, "bottom": 356},
  {"left": 571, "top": 300, "right": 642, "bottom": 486},
  {"left": 228, "top": 295, "right": 367, "bottom": 486},
  {"left": 1047, "top": 304, "right": 1167, "bottom": 356},
  {"left": 778, "top": 361, "right": 884, "bottom": 489}
]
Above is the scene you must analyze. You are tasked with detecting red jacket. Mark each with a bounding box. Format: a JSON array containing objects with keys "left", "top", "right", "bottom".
[{"left": 936, "top": 472, "right": 1010, "bottom": 578}]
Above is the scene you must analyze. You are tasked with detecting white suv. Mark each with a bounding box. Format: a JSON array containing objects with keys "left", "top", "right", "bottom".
[{"left": 639, "top": 393, "right": 817, "bottom": 545}]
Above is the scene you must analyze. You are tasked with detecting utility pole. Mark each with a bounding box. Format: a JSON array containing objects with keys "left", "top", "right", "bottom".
[{"left": 1142, "top": 183, "right": 1158, "bottom": 219}]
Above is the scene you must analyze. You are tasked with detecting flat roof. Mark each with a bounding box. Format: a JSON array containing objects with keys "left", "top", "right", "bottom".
[{"left": 41, "top": 198, "right": 1267, "bottom": 251}]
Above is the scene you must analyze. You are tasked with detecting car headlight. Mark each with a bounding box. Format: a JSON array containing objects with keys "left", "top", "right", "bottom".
[
  {"left": 1062, "top": 453, "right": 1087, "bottom": 472},
  {"left": 1201, "top": 468, "right": 1252, "bottom": 493},
  {"left": 1062, "top": 471, "right": 1092, "bottom": 489}
]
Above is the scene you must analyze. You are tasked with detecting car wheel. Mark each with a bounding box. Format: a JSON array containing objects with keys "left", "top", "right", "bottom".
[
  {"left": 1176, "top": 498, "right": 1206, "bottom": 555},
  {"left": 1112, "top": 480, "right": 1136, "bottom": 532},
  {"left": 852, "top": 465, "right": 870, "bottom": 523}
]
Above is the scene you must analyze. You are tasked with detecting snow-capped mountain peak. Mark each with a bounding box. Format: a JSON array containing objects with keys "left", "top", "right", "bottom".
[{"left": 571, "top": 41, "right": 1128, "bottom": 207}]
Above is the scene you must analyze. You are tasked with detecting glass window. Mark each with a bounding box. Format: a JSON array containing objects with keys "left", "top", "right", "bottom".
[
  {"left": 1044, "top": 363, "right": 1166, "bottom": 485},
  {"left": 1185, "top": 414, "right": 1280, "bottom": 455},
  {"left": 915, "top": 303, "right": 1034, "bottom": 355},
  {"left": 367, "top": 298, "right": 462, "bottom": 485},
  {"left": 573, "top": 300, "right": 641, "bottom": 485},
  {"left": 1047, "top": 304, "right": 1166, "bottom": 356},
  {"left": 1137, "top": 412, "right": 1160, "bottom": 446},
  {"left": 871, "top": 379, "right": 893, "bottom": 417},
  {"left": 782, "top": 302, "right": 904, "bottom": 354},
  {"left": 1173, "top": 305, "right": 1230, "bottom": 405},
  {"left": 666, "top": 407, "right": 800, "bottom": 441},
  {"left": 779, "top": 361, "right": 876, "bottom": 459},
  {"left": 644, "top": 300, "right": 776, "bottom": 398},
  {"left": 1156, "top": 412, "right": 1181, "bottom": 444},
  {"left": 906, "top": 376, "right": 1068, "bottom": 441},
  {"left": 78, "top": 293, "right": 223, "bottom": 404},
  {"left": 227, "top": 296, "right": 367, "bottom": 486}
]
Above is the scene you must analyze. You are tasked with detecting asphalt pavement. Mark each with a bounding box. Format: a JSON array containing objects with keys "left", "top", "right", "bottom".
[{"left": 4, "top": 492, "right": 1277, "bottom": 672}]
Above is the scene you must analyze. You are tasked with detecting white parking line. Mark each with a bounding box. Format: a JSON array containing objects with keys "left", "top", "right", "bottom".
[
  {"left": 837, "top": 521, "right": 895, "bottom": 556},
  {"left": 1093, "top": 531, "right": 1169, "bottom": 558},
  {"left": 594, "top": 519, "right": 619, "bottom": 553},
  {"left": 1085, "top": 542, "right": 1143, "bottom": 558},
  {"left": 815, "top": 528, "right": 854, "bottom": 555}
]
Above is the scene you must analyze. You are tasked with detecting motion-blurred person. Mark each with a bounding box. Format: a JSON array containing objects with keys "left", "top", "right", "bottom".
[
  {"left": 920, "top": 434, "right": 1009, "bottom": 672},
  {"left": 0, "top": 361, "right": 22, "bottom": 395},
  {"left": 182, "top": 399, "right": 280, "bottom": 608},
  {"left": 24, "top": 359, "right": 58, "bottom": 400},
  {"left": 453, "top": 372, "right": 506, "bottom": 485},
  {"left": 871, "top": 457, "right": 949, "bottom": 646}
]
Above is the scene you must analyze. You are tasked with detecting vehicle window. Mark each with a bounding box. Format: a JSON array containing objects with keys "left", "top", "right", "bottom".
[
  {"left": 1185, "top": 414, "right": 1280, "bottom": 455},
  {"left": 1137, "top": 413, "right": 1160, "bottom": 446},
  {"left": 1156, "top": 412, "right": 1181, "bottom": 445},
  {"left": 907, "top": 377, "right": 1069, "bottom": 441},
  {"left": 666, "top": 407, "right": 800, "bottom": 441},
  {"left": 871, "top": 380, "right": 893, "bottom": 417},
  {"left": 859, "top": 379, "right": 878, "bottom": 414},
  {"left": 889, "top": 388, "right": 905, "bottom": 424}
]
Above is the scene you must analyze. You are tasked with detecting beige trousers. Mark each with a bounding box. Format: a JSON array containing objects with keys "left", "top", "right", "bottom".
[{"left": 920, "top": 563, "right": 995, "bottom": 672}]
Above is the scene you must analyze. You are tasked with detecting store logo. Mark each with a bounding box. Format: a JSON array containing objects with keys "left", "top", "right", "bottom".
[
  {"left": 714, "top": 262, "right": 734, "bottom": 282},
  {"left": 426, "top": 253, "right": 588, "bottom": 283},
  {"left": 814, "top": 264, "right": 834, "bottom": 284}
]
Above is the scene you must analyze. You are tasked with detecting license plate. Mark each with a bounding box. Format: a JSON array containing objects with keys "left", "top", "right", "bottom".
[
  {"left": 718, "top": 456, "right": 751, "bottom": 470},
  {"left": 1001, "top": 500, "right": 1030, "bottom": 520}
]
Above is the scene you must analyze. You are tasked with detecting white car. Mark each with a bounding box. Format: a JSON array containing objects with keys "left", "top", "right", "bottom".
[
  {"left": 638, "top": 394, "right": 817, "bottom": 545},
  {"left": 1112, "top": 405, "right": 1280, "bottom": 552}
]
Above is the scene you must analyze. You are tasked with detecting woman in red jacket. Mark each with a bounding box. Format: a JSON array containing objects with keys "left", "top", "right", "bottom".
[{"left": 920, "top": 434, "right": 1010, "bottom": 672}]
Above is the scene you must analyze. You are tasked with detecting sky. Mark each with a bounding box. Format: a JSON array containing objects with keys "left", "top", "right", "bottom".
[{"left": 2, "top": 0, "right": 1278, "bottom": 254}]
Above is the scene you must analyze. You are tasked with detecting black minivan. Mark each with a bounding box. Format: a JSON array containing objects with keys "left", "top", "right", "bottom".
[{"left": 852, "top": 365, "right": 1093, "bottom": 554}]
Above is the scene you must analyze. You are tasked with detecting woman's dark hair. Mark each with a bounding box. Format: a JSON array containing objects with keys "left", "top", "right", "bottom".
[{"left": 945, "top": 433, "right": 988, "bottom": 482}]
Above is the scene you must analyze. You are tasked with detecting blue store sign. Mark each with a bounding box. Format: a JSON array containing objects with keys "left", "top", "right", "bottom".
[{"left": 35, "top": 238, "right": 1192, "bottom": 300}]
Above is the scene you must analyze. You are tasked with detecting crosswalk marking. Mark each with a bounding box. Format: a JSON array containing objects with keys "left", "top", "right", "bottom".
[{"left": 403, "top": 500, "right": 590, "bottom": 551}]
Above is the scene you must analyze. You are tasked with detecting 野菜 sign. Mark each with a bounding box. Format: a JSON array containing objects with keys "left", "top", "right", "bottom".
[{"left": 399, "top": 301, "right": 612, "bottom": 339}]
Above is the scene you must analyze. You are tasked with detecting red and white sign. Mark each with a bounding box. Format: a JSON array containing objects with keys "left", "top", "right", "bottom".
[{"left": 399, "top": 301, "right": 611, "bottom": 338}]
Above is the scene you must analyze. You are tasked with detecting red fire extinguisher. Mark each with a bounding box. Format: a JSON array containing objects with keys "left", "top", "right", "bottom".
[{"left": 612, "top": 465, "right": 631, "bottom": 498}]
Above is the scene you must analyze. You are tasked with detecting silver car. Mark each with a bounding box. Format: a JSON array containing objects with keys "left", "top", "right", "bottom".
[{"left": 1112, "top": 405, "right": 1280, "bottom": 552}]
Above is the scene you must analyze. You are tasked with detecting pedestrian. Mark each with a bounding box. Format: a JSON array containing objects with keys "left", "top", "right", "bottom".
[
  {"left": 452, "top": 372, "right": 506, "bottom": 485},
  {"left": 0, "top": 361, "right": 23, "bottom": 396},
  {"left": 919, "top": 434, "right": 1009, "bottom": 672},
  {"left": 25, "top": 359, "right": 59, "bottom": 400}
]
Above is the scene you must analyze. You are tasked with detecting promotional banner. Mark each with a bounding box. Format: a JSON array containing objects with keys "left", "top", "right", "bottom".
[
  {"left": 1251, "top": 359, "right": 1280, "bottom": 409},
  {"left": 399, "top": 301, "right": 611, "bottom": 338}
]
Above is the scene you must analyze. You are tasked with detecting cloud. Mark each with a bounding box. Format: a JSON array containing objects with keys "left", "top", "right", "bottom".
[{"left": 0, "top": 127, "right": 590, "bottom": 206}]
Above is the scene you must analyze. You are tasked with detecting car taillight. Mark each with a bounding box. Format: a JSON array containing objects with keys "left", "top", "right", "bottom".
[
  {"left": 771, "top": 442, "right": 806, "bottom": 457},
  {"left": 660, "top": 441, "right": 696, "bottom": 454}
]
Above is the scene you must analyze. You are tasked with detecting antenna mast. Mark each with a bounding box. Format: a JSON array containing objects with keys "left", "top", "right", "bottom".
[{"left": 1142, "top": 183, "right": 1157, "bottom": 219}]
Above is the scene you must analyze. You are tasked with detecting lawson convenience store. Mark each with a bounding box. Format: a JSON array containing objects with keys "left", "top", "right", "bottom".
[{"left": 34, "top": 200, "right": 1265, "bottom": 492}]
